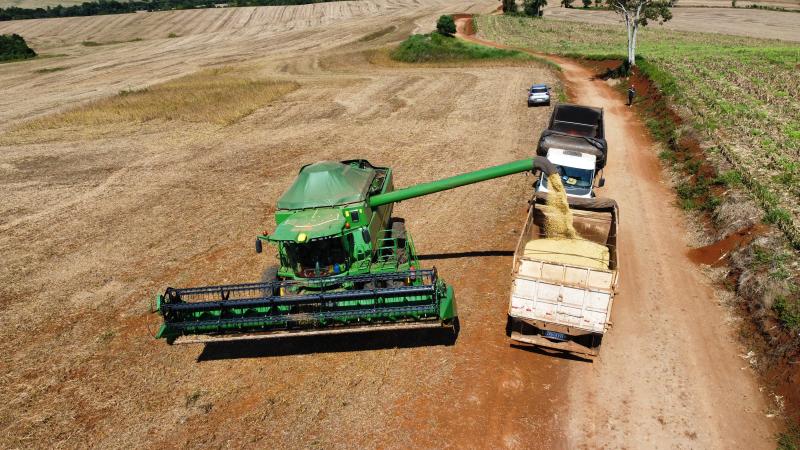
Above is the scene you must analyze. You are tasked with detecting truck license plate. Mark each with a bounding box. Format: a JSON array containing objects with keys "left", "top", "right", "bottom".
[{"left": 541, "top": 330, "right": 567, "bottom": 341}]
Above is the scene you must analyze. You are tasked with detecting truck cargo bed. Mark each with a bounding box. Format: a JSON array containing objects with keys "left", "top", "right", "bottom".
[{"left": 507, "top": 196, "right": 619, "bottom": 357}]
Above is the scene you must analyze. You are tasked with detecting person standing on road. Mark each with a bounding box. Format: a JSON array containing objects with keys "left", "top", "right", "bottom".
[{"left": 627, "top": 85, "right": 636, "bottom": 107}]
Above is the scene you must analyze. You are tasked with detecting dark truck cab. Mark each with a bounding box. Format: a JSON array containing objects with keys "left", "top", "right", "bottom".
[{"left": 537, "top": 103, "right": 608, "bottom": 171}]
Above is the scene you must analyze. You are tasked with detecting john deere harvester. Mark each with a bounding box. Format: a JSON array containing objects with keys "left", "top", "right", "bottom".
[{"left": 155, "top": 157, "right": 557, "bottom": 344}]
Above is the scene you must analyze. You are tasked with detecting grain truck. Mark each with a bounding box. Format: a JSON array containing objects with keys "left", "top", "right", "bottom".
[{"left": 506, "top": 195, "right": 619, "bottom": 357}]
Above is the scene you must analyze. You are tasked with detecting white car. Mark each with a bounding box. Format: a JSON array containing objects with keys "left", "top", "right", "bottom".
[
  {"left": 527, "top": 84, "right": 551, "bottom": 107},
  {"left": 536, "top": 148, "right": 604, "bottom": 198}
]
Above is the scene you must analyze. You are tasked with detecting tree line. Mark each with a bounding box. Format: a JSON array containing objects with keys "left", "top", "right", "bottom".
[{"left": 0, "top": 0, "right": 339, "bottom": 21}]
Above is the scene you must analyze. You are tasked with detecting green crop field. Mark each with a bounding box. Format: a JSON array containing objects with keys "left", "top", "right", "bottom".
[{"left": 477, "top": 15, "right": 800, "bottom": 242}]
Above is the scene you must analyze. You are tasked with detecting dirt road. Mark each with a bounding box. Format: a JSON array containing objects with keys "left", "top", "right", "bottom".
[{"left": 458, "top": 16, "right": 777, "bottom": 449}]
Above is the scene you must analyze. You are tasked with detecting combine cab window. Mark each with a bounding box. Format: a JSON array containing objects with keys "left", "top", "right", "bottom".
[{"left": 286, "top": 236, "right": 348, "bottom": 278}]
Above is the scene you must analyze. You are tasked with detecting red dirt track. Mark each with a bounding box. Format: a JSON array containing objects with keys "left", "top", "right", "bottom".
[{"left": 457, "top": 15, "right": 777, "bottom": 449}]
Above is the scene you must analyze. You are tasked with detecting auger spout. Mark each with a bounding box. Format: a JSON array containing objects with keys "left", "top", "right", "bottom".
[{"left": 368, "top": 156, "right": 557, "bottom": 207}]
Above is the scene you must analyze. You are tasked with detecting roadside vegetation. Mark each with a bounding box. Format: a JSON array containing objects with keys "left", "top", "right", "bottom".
[
  {"left": 391, "top": 19, "right": 530, "bottom": 63},
  {"left": 0, "top": 0, "right": 342, "bottom": 21},
  {"left": 0, "top": 33, "right": 36, "bottom": 62},
  {"left": 476, "top": 13, "right": 800, "bottom": 444},
  {"left": 14, "top": 67, "right": 298, "bottom": 132}
]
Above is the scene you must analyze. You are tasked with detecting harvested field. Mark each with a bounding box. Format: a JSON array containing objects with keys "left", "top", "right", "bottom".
[
  {"left": 543, "top": 5, "right": 800, "bottom": 41},
  {"left": 0, "top": 1, "right": 790, "bottom": 448},
  {"left": 14, "top": 68, "right": 298, "bottom": 132}
]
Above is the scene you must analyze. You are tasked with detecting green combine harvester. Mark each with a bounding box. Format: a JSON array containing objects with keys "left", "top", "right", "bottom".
[{"left": 155, "top": 157, "right": 557, "bottom": 344}]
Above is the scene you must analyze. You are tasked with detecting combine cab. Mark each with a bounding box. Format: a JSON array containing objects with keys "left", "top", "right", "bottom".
[{"left": 154, "top": 157, "right": 558, "bottom": 344}]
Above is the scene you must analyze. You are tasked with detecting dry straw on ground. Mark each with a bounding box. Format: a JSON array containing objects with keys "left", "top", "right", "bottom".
[{"left": 18, "top": 67, "right": 298, "bottom": 130}]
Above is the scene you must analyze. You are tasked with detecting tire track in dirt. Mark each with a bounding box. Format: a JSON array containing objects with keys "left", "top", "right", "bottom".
[{"left": 456, "top": 14, "right": 778, "bottom": 449}]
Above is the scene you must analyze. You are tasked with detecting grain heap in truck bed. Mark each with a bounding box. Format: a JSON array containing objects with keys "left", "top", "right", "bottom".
[
  {"left": 523, "top": 173, "right": 610, "bottom": 270},
  {"left": 522, "top": 238, "right": 610, "bottom": 270}
]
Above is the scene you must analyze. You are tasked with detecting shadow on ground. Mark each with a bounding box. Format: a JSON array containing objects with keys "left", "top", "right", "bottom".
[
  {"left": 197, "top": 327, "right": 458, "bottom": 361},
  {"left": 418, "top": 250, "right": 514, "bottom": 260}
]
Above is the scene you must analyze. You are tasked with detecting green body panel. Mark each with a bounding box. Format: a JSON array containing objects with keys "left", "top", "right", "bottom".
[
  {"left": 276, "top": 161, "right": 375, "bottom": 209},
  {"left": 439, "top": 285, "right": 456, "bottom": 321}
]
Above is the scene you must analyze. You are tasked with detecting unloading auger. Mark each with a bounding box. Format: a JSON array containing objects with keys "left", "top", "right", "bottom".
[{"left": 154, "top": 157, "right": 557, "bottom": 344}]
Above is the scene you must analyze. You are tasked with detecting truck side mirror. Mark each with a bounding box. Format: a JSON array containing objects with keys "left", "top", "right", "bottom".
[
  {"left": 598, "top": 178, "right": 606, "bottom": 188},
  {"left": 255, "top": 238, "right": 263, "bottom": 254}
]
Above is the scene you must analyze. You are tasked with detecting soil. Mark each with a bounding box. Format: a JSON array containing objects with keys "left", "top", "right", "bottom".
[
  {"left": 0, "top": 2, "right": 784, "bottom": 448},
  {"left": 687, "top": 224, "right": 769, "bottom": 266}
]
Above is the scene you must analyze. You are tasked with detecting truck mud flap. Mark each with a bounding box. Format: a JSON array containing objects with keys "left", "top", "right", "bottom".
[{"left": 510, "top": 331, "right": 600, "bottom": 357}]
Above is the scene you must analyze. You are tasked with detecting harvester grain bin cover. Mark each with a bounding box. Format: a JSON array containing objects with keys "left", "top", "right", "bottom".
[
  {"left": 277, "top": 161, "right": 375, "bottom": 209},
  {"left": 269, "top": 208, "right": 346, "bottom": 242}
]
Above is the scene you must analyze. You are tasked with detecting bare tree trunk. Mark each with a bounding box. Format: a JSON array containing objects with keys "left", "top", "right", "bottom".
[
  {"left": 628, "top": 25, "right": 634, "bottom": 66},
  {"left": 619, "top": 4, "right": 634, "bottom": 66},
  {"left": 630, "top": 3, "right": 642, "bottom": 66}
]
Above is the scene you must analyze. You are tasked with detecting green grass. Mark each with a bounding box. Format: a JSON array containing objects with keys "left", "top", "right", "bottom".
[
  {"left": 391, "top": 32, "right": 531, "bottom": 63},
  {"left": 779, "top": 424, "right": 800, "bottom": 450},
  {"left": 476, "top": 15, "right": 800, "bottom": 248},
  {"left": 774, "top": 295, "right": 800, "bottom": 330}
]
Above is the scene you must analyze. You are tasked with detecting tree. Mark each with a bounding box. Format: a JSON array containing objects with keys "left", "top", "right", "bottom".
[
  {"left": 0, "top": 34, "right": 37, "bottom": 62},
  {"left": 436, "top": 15, "right": 456, "bottom": 36},
  {"left": 524, "top": 0, "right": 547, "bottom": 15},
  {"left": 609, "top": 0, "right": 672, "bottom": 66},
  {"left": 502, "top": 0, "right": 517, "bottom": 13},
  {"left": 582, "top": 0, "right": 591, "bottom": 6},
  {"left": 561, "top": 0, "right": 574, "bottom": 7}
]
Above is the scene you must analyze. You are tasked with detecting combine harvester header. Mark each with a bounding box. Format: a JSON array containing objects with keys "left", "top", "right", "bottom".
[{"left": 154, "top": 157, "right": 557, "bottom": 344}]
